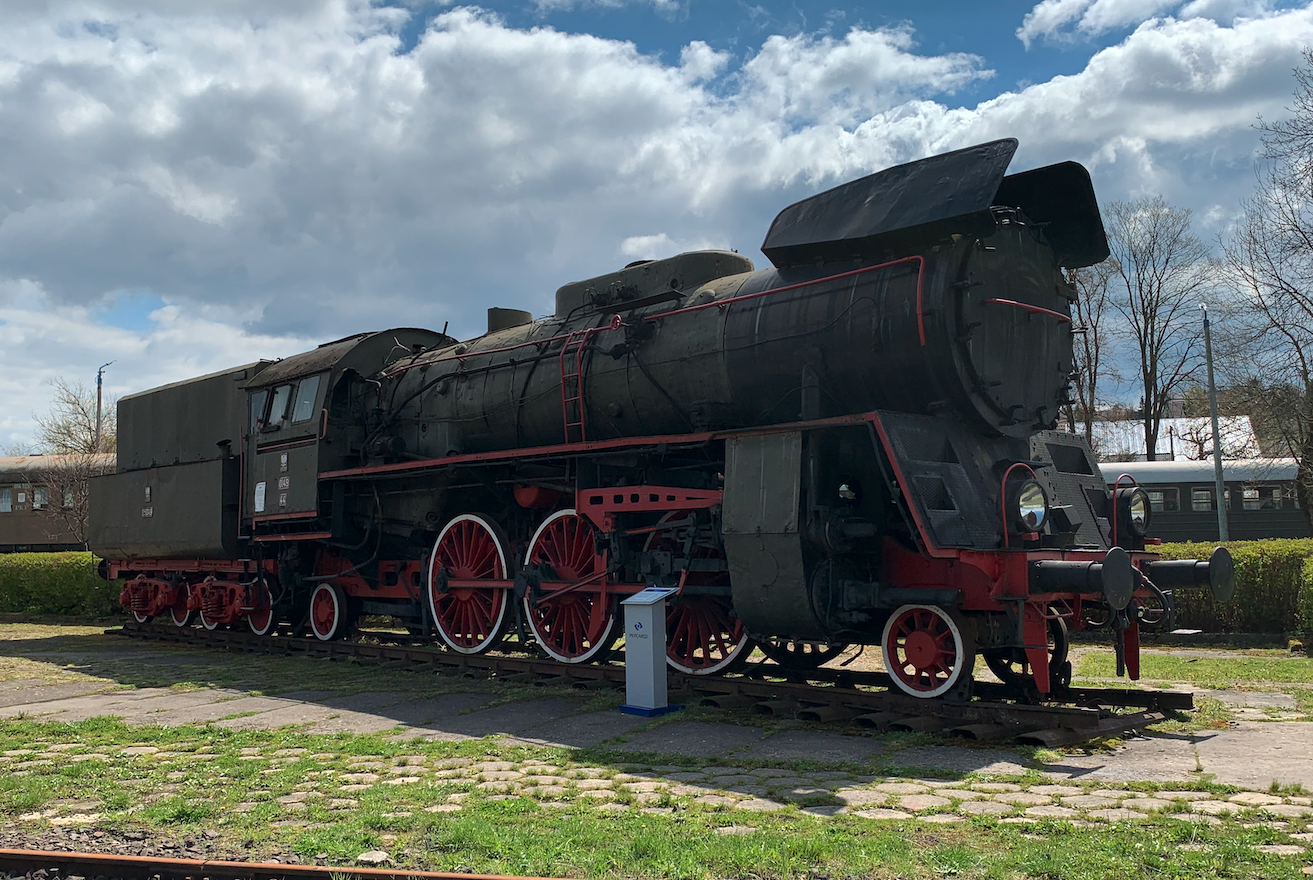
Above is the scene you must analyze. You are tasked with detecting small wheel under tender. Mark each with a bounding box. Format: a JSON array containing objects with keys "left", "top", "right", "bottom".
[
  {"left": 247, "top": 580, "right": 277, "bottom": 637},
  {"left": 428, "top": 514, "right": 512, "bottom": 655},
  {"left": 881, "top": 603, "right": 976, "bottom": 699},
  {"left": 169, "top": 583, "right": 194, "bottom": 628},
  {"left": 758, "top": 638, "right": 849, "bottom": 671},
  {"left": 309, "top": 582, "right": 352, "bottom": 641}
]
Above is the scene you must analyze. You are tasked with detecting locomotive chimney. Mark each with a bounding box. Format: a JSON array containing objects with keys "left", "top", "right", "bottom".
[{"left": 487, "top": 308, "right": 532, "bottom": 334}]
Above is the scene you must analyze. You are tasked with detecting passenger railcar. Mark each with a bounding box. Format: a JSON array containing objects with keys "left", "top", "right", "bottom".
[
  {"left": 0, "top": 455, "right": 114, "bottom": 552},
  {"left": 1103, "top": 458, "right": 1310, "bottom": 543},
  {"left": 89, "top": 140, "right": 1232, "bottom": 701}
]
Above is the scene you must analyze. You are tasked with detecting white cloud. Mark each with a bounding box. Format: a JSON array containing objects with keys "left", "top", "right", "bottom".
[
  {"left": 532, "top": 0, "right": 683, "bottom": 14},
  {"left": 1015, "top": 0, "right": 1261, "bottom": 45},
  {"left": 0, "top": 2, "right": 1310, "bottom": 442}
]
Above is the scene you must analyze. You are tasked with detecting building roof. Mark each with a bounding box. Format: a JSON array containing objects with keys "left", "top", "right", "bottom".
[{"left": 0, "top": 454, "right": 116, "bottom": 478}]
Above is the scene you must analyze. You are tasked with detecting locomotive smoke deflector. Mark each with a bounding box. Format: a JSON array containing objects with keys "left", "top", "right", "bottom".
[{"left": 761, "top": 138, "right": 1110, "bottom": 269}]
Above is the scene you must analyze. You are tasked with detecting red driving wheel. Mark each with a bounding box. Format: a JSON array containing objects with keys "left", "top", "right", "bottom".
[
  {"left": 522, "top": 509, "right": 617, "bottom": 663},
  {"left": 309, "top": 582, "right": 350, "bottom": 641},
  {"left": 881, "top": 604, "right": 975, "bottom": 698},
  {"left": 247, "top": 580, "right": 276, "bottom": 637},
  {"left": 428, "top": 514, "right": 511, "bottom": 654}
]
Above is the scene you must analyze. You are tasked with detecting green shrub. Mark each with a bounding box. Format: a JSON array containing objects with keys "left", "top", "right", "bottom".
[
  {"left": 1154, "top": 538, "right": 1313, "bottom": 635},
  {"left": 0, "top": 552, "right": 120, "bottom": 616}
]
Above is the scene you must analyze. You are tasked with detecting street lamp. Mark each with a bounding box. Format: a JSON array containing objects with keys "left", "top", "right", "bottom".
[
  {"left": 1201, "top": 306, "right": 1228, "bottom": 542},
  {"left": 95, "top": 362, "right": 114, "bottom": 453}
]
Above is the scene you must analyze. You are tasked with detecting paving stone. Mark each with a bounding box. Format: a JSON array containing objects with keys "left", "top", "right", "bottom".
[
  {"left": 596, "top": 803, "right": 629, "bottom": 812},
  {"left": 1086, "top": 808, "right": 1148, "bottom": 822},
  {"left": 382, "top": 776, "right": 421, "bottom": 786},
  {"left": 1289, "top": 796, "right": 1312, "bottom": 806},
  {"left": 1255, "top": 845, "right": 1307, "bottom": 856},
  {"left": 663, "top": 772, "right": 706, "bottom": 782},
  {"left": 715, "top": 825, "right": 757, "bottom": 835},
  {"left": 575, "top": 779, "right": 613, "bottom": 791},
  {"left": 853, "top": 809, "right": 913, "bottom": 820},
  {"left": 800, "top": 805, "right": 845, "bottom": 817},
  {"left": 727, "top": 784, "right": 772, "bottom": 797},
  {"left": 1155, "top": 790, "right": 1214, "bottom": 801},
  {"left": 1061, "top": 795, "right": 1121, "bottom": 809},
  {"left": 737, "top": 798, "right": 787, "bottom": 812},
  {"left": 121, "top": 746, "right": 160, "bottom": 756},
  {"left": 1171, "top": 814, "right": 1222, "bottom": 825},
  {"left": 875, "top": 782, "right": 929, "bottom": 795},
  {"left": 899, "top": 794, "right": 951, "bottom": 812},
  {"left": 480, "top": 771, "right": 523, "bottom": 781},
  {"left": 695, "top": 795, "right": 739, "bottom": 808},
  {"left": 623, "top": 781, "right": 667, "bottom": 793},
  {"left": 1291, "top": 833, "right": 1313, "bottom": 842},
  {"left": 1190, "top": 801, "right": 1237, "bottom": 815},
  {"left": 329, "top": 799, "right": 358, "bottom": 808},
  {"left": 999, "top": 817, "right": 1038, "bottom": 824},
  {"left": 526, "top": 785, "right": 569, "bottom": 798},
  {"left": 707, "top": 775, "right": 757, "bottom": 786},
  {"left": 1125, "top": 797, "right": 1174, "bottom": 812},
  {"left": 617, "top": 722, "right": 764, "bottom": 758},
  {"left": 1025, "top": 805, "right": 1080, "bottom": 819},
  {"left": 958, "top": 800, "right": 1014, "bottom": 816},
  {"left": 339, "top": 784, "right": 371, "bottom": 792},
  {"left": 1177, "top": 843, "right": 1208, "bottom": 851},
  {"left": 579, "top": 790, "right": 615, "bottom": 801},
  {"left": 702, "top": 766, "right": 749, "bottom": 774},
  {"left": 918, "top": 814, "right": 964, "bottom": 824},
  {"left": 340, "top": 773, "right": 380, "bottom": 784},
  {"left": 1265, "top": 804, "right": 1313, "bottom": 819},
  {"left": 751, "top": 768, "right": 797, "bottom": 778},
  {"left": 1230, "top": 792, "right": 1285, "bottom": 806},
  {"left": 834, "top": 789, "right": 888, "bottom": 806},
  {"left": 971, "top": 783, "right": 1022, "bottom": 792},
  {"left": 1031, "top": 785, "right": 1083, "bottom": 797},
  {"left": 995, "top": 792, "right": 1053, "bottom": 806},
  {"left": 425, "top": 804, "right": 463, "bottom": 813},
  {"left": 781, "top": 787, "right": 835, "bottom": 804}
]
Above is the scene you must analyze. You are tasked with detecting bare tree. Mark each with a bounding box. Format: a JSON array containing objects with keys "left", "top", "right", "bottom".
[
  {"left": 24, "top": 454, "right": 115, "bottom": 548},
  {"left": 33, "top": 378, "right": 116, "bottom": 455},
  {"left": 1105, "top": 196, "right": 1212, "bottom": 460},
  {"left": 1064, "top": 260, "right": 1118, "bottom": 449},
  {"left": 1222, "top": 49, "right": 1313, "bottom": 522}
]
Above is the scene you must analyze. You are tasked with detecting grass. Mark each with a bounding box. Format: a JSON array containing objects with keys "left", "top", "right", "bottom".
[
  {"left": 1076, "top": 651, "right": 1313, "bottom": 686},
  {"left": 0, "top": 718, "right": 1309, "bottom": 879}
]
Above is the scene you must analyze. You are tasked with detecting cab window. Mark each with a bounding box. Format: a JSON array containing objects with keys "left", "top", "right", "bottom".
[
  {"left": 291, "top": 374, "right": 322, "bottom": 424},
  {"left": 265, "top": 385, "right": 293, "bottom": 430},
  {"left": 249, "top": 390, "right": 268, "bottom": 433}
]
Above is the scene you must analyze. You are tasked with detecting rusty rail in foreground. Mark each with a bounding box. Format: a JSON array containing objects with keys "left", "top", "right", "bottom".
[{"left": 0, "top": 848, "right": 563, "bottom": 880}]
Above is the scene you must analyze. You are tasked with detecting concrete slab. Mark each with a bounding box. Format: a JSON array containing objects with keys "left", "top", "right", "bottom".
[
  {"left": 381, "top": 694, "right": 497, "bottom": 727},
  {"left": 1196, "top": 722, "right": 1313, "bottom": 790},
  {"left": 737, "top": 730, "right": 883, "bottom": 765},
  {"left": 1041, "top": 734, "right": 1199, "bottom": 782},
  {"left": 516, "top": 709, "right": 652, "bottom": 749},
  {"left": 0, "top": 687, "right": 208, "bottom": 720},
  {"left": 615, "top": 721, "right": 765, "bottom": 758},
  {"left": 890, "top": 746, "right": 1031, "bottom": 777},
  {"left": 1201, "top": 690, "right": 1298, "bottom": 710},
  {"left": 213, "top": 704, "right": 339, "bottom": 731},
  {"left": 138, "top": 696, "right": 303, "bottom": 726},
  {"left": 0, "top": 682, "right": 115, "bottom": 709},
  {"left": 299, "top": 710, "right": 408, "bottom": 736},
  {"left": 427, "top": 697, "right": 586, "bottom": 738}
]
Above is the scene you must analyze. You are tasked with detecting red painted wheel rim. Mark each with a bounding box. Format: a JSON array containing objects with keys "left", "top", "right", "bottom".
[
  {"left": 666, "top": 596, "right": 748, "bottom": 674},
  {"left": 884, "top": 606, "right": 962, "bottom": 694},
  {"left": 524, "top": 511, "right": 613, "bottom": 662},
  {"left": 429, "top": 516, "right": 508, "bottom": 652},
  {"left": 311, "top": 585, "right": 340, "bottom": 640},
  {"left": 247, "top": 582, "right": 274, "bottom": 635}
]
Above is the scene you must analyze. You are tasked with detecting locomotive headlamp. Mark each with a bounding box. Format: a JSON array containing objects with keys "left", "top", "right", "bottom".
[
  {"left": 1013, "top": 480, "right": 1049, "bottom": 532},
  {"left": 1114, "top": 486, "right": 1152, "bottom": 539}
]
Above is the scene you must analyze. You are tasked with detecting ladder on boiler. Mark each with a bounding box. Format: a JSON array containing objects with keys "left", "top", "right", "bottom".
[{"left": 559, "top": 330, "right": 591, "bottom": 443}]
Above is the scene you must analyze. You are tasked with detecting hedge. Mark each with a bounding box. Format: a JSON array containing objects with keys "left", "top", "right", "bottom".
[
  {"left": 1154, "top": 539, "right": 1313, "bottom": 636},
  {"left": 0, "top": 552, "right": 120, "bottom": 616}
]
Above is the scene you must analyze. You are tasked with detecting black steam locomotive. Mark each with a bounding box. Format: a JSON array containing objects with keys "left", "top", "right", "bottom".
[{"left": 90, "top": 139, "right": 1232, "bottom": 700}]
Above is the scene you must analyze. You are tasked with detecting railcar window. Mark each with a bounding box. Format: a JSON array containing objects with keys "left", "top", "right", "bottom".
[
  {"left": 1191, "top": 487, "right": 1231, "bottom": 512},
  {"left": 0, "top": 489, "right": 9, "bottom": 513},
  {"left": 1147, "top": 488, "right": 1179, "bottom": 512},
  {"left": 266, "top": 385, "right": 293, "bottom": 429},
  {"left": 249, "top": 390, "right": 268, "bottom": 432},
  {"left": 62, "top": 488, "right": 73, "bottom": 508},
  {"left": 291, "top": 375, "right": 321, "bottom": 424},
  {"left": 1242, "top": 486, "right": 1283, "bottom": 510},
  {"left": 33, "top": 488, "right": 47, "bottom": 510}
]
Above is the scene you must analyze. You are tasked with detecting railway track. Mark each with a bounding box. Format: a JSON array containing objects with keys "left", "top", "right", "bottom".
[
  {"left": 0, "top": 848, "right": 551, "bottom": 880},
  {"left": 112, "top": 623, "right": 1193, "bottom": 747}
]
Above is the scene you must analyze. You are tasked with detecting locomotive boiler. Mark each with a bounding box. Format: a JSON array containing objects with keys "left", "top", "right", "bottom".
[{"left": 91, "top": 139, "right": 1234, "bottom": 700}]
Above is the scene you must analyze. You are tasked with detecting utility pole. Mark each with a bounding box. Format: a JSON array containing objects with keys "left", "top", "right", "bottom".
[
  {"left": 1201, "top": 306, "right": 1228, "bottom": 542},
  {"left": 95, "top": 362, "right": 114, "bottom": 453}
]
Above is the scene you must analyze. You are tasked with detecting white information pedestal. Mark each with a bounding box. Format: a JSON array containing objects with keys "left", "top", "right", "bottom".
[{"left": 619, "top": 586, "right": 683, "bottom": 717}]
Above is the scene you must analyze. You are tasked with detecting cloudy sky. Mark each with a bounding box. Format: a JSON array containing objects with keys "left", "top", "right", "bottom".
[{"left": 0, "top": 0, "right": 1309, "bottom": 448}]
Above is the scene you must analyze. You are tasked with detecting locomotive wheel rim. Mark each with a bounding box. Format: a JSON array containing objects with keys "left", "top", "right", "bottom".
[
  {"left": 524, "top": 510, "right": 615, "bottom": 663},
  {"left": 643, "top": 512, "right": 751, "bottom": 675},
  {"left": 247, "top": 581, "right": 276, "bottom": 637},
  {"left": 666, "top": 596, "right": 751, "bottom": 675},
  {"left": 881, "top": 604, "right": 968, "bottom": 699},
  {"left": 310, "top": 583, "right": 344, "bottom": 641},
  {"left": 984, "top": 614, "right": 1068, "bottom": 686},
  {"left": 169, "top": 584, "right": 194, "bottom": 628},
  {"left": 132, "top": 610, "right": 152, "bottom": 624},
  {"left": 199, "top": 604, "right": 220, "bottom": 631},
  {"left": 427, "top": 514, "right": 510, "bottom": 655}
]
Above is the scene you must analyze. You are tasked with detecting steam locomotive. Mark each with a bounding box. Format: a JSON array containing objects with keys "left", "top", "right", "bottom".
[{"left": 90, "top": 139, "right": 1233, "bottom": 700}]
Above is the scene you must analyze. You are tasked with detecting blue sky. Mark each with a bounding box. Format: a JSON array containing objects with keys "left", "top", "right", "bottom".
[{"left": 0, "top": 0, "right": 1310, "bottom": 446}]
